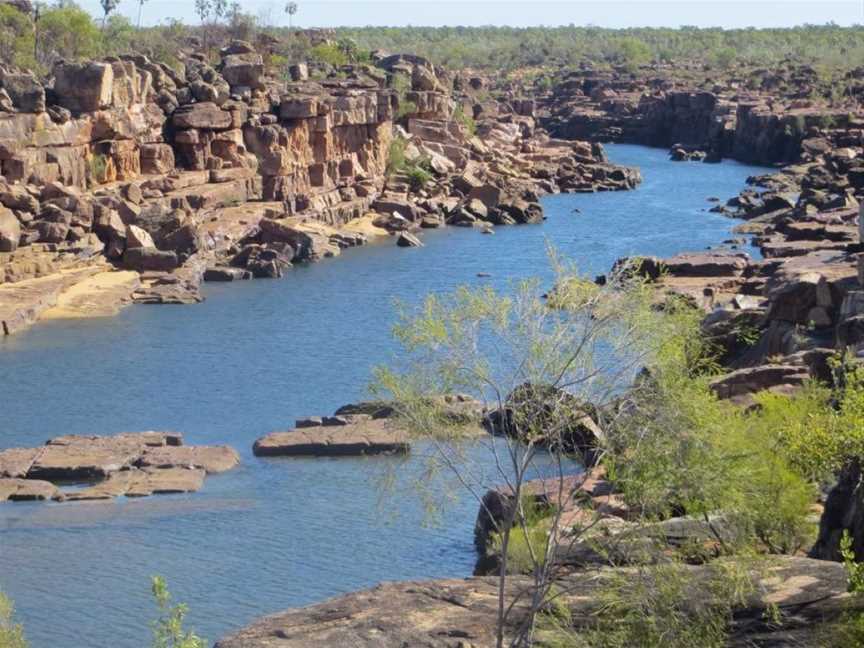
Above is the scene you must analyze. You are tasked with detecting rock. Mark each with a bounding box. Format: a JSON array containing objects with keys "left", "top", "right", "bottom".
[
  {"left": 0, "top": 206, "right": 21, "bottom": 251},
  {"left": 288, "top": 63, "right": 308, "bottom": 81},
  {"left": 172, "top": 102, "right": 232, "bottom": 130},
  {"left": 59, "top": 467, "right": 205, "bottom": 500},
  {"left": 125, "top": 224, "right": 155, "bottom": 249},
  {"left": 253, "top": 418, "right": 410, "bottom": 457},
  {"left": 203, "top": 267, "right": 252, "bottom": 282},
  {"left": 396, "top": 231, "right": 423, "bottom": 247},
  {"left": 664, "top": 251, "right": 749, "bottom": 277},
  {"left": 0, "top": 448, "right": 40, "bottom": 478},
  {"left": 215, "top": 556, "right": 861, "bottom": 648},
  {"left": 221, "top": 53, "right": 265, "bottom": 90},
  {"left": 136, "top": 445, "right": 240, "bottom": 473},
  {"left": 0, "top": 70, "right": 45, "bottom": 112},
  {"left": 123, "top": 246, "right": 179, "bottom": 272},
  {"left": 709, "top": 364, "right": 810, "bottom": 403},
  {"left": 0, "top": 478, "right": 58, "bottom": 502},
  {"left": 52, "top": 61, "right": 114, "bottom": 112}
]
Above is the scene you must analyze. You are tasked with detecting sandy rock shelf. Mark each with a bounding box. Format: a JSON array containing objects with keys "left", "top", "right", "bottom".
[{"left": 0, "top": 431, "right": 239, "bottom": 503}]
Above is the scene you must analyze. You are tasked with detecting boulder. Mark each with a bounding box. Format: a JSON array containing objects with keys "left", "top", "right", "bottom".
[
  {"left": 0, "top": 206, "right": 20, "bottom": 251},
  {"left": 122, "top": 246, "right": 179, "bottom": 272},
  {"left": 172, "top": 102, "right": 232, "bottom": 130},
  {"left": 52, "top": 62, "right": 114, "bottom": 112},
  {"left": 125, "top": 224, "right": 155, "bottom": 249},
  {"left": 663, "top": 252, "right": 749, "bottom": 277},
  {"left": 0, "top": 70, "right": 45, "bottom": 112},
  {"left": 0, "top": 478, "right": 58, "bottom": 502},
  {"left": 709, "top": 364, "right": 810, "bottom": 402},
  {"left": 396, "top": 232, "right": 423, "bottom": 247},
  {"left": 221, "top": 53, "right": 265, "bottom": 90}
]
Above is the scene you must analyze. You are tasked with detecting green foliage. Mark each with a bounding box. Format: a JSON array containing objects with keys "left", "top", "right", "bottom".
[
  {"left": 0, "top": 5, "right": 36, "bottom": 70},
  {"left": 709, "top": 46, "right": 736, "bottom": 69},
  {"left": 310, "top": 42, "right": 348, "bottom": 67},
  {"left": 842, "top": 530, "right": 864, "bottom": 594},
  {"left": 0, "top": 592, "right": 27, "bottom": 648},
  {"left": 150, "top": 576, "right": 205, "bottom": 648},
  {"left": 88, "top": 153, "right": 108, "bottom": 185},
  {"left": 386, "top": 136, "right": 432, "bottom": 190},
  {"left": 580, "top": 560, "right": 755, "bottom": 648},
  {"left": 604, "top": 297, "right": 819, "bottom": 555},
  {"left": 615, "top": 37, "right": 652, "bottom": 69},
  {"left": 453, "top": 105, "right": 476, "bottom": 137},
  {"left": 37, "top": 3, "right": 102, "bottom": 67}
]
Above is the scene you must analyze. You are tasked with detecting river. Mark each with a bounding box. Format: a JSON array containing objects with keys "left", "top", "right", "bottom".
[{"left": 0, "top": 144, "right": 767, "bottom": 647}]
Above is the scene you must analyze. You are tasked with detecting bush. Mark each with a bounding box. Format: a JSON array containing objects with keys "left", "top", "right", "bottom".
[
  {"left": 0, "top": 4, "right": 36, "bottom": 71},
  {"left": 36, "top": 4, "right": 102, "bottom": 69},
  {"left": 150, "top": 576, "right": 205, "bottom": 648},
  {"left": 310, "top": 42, "right": 348, "bottom": 67},
  {"left": 0, "top": 592, "right": 27, "bottom": 648}
]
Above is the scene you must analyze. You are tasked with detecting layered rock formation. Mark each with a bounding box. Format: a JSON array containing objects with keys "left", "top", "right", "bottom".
[
  {"left": 540, "top": 62, "right": 859, "bottom": 165},
  {"left": 0, "top": 41, "right": 638, "bottom": 335},
  {"left": 0, "top": 431, "right": 239, "bottom": 502}
]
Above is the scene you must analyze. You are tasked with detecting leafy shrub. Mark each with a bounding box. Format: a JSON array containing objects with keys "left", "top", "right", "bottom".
[
  {"left": 150, "top": 576, "right": 205, "bottom": 648},
  {"left": 0, "top": 592, "right": 27, "bottom": 648},
  {"left": 453, "top": 105, "right": 476, "bottom": 136},
  {"left": 310, "top": 42, "right": 348, "bottom": 67},
  {"left": 0, "top": 4, "right": 36, "bottom": 71}
]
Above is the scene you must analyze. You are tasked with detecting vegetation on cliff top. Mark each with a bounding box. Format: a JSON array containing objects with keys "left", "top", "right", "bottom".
[{"left": 1, "top": 2, "right": 863, "bottom": 81}]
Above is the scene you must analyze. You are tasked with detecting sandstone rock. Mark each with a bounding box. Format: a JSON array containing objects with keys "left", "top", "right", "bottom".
[
  {"left": 0, "top": 448, "right": 40, "bottom": 478},
  {"left": 137, "top": 445, "right": 240, "bottom": 473},
  {"left": 664, "top": 251, "right": 749, "bottom": 277},
  {"left": 59, "top": 466, "right": 205, "bottom": 500},
  {"left": 0, "top": 206, "right": 21, "bottom": 251},
  {"left": 0, "top": 70, "right": 45, "bottom": 113},
  {"left": 709, "top": 364, "right": 810, "bottom": 402},
  {"left": 53, "top": 62, "right": 114, "bottom": 112},
  {"left": 396, "top": 231, "right": 423, "bottom": 247},
  {"left": 253, "top": 418, "right": 410, "bottom": 457},
  {"left": 0, "top": 478, "right": 58, "bottom": 502},
  {"left": 172, "top": 102, "right": 232, "bottom": 130},
  {"left": 123, "top": 246, "right": 179, "bottom": 272},
  {"left": 221, "top": 53, "right": 265, "bottom": 90},
  {"left": 125, "top": 224, "right": 155, "bottom": 249},
  {"left": 215, "top": 556, "right": 860, "bottom": 648}
]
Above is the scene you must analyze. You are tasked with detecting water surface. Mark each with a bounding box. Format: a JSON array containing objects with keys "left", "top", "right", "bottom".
[{"left": 0, "top": 145, "right": 767, "bottom": 647}]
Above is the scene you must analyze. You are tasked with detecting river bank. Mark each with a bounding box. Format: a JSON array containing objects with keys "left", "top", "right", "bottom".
[{"left": 0, "top": 144, "right": 772, "bottom": 647}]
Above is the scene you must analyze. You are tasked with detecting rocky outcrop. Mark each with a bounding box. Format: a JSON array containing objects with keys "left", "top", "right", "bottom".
[
  {"left": 0, "top": 36, "right": 639, "bottom": 335},
  {"left": 0, "top": 431, "right": 239, "bottom": 502},
  {"left": 215, "top": 556, "right": 860, "bottom": 648},
  {"left": 540, "top": 63, "right": 857, "bottom": 166},
  {"left": 253, "top": 416, "right": 410, "bottom": 457}
]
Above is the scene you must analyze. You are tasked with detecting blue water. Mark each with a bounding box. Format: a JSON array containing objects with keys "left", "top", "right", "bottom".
[{"left": 0, "top": 145, "right": 767, "bottom": 648}]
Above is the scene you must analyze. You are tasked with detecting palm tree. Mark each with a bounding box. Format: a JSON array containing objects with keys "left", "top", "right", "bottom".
[
  {"left": 137, "top": 0, "right": 147, "bottom": 28},
  {"left": 285, "top": 2, "right": 298, "bottom": 29},
  {"left": 100, "top": 0, "right": 120, "bottom": 28}
]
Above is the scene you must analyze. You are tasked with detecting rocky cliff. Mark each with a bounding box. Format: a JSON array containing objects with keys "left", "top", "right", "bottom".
[{"left": 0, "top": 42, "right": 639, "bottom": 334}]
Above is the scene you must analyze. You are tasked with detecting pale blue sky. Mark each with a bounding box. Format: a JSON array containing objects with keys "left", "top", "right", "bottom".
[{"left": 77, "top": 0, "right": 863, "bottom": 28}]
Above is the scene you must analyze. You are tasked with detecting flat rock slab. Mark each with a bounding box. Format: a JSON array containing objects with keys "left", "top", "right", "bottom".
[
  {"left": 28, "top": 432, "right": 183, "bottom": 481},
  {"left": 0, "top": 478, "right": 59, "bottom": 502},
  {"left": 0, "top": 447, "right": 41, "bottom": 478},
  {"left": 137, "top": 445, "right": 240, "bottom": 473},
  {"left": 59, "top": 467, "right": 206, "bottom": 501},
  {"left": 0, "top": 431, "right": 237, "bottom": 504},
  {"left": 215, "top": 556, "right": 860, "bottom": 648},
  {"left": 253, "top": 419, "right": 410, "bottom": 457}
]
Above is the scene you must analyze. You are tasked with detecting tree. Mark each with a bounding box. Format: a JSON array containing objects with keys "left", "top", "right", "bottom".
[
  {"left": 285, "top": 1, "right": 297, "bottom": 29},
  {"left": 35, "top": 4, "right": 101, "bottom": 69},
  {"left": 99, "top": 0, "right": 119, "bottom": 28},
  {"left": 0, "top": 4, "right": 35, "bottom": 70},
  {"left": 374, "top": 254, "right": 674, "bottom": 647},
  {"left": 136, "top": 0, "right": 147, "bottom": 28}
]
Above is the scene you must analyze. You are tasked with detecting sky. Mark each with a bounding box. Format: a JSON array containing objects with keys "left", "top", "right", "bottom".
[{"left": 76, "top": 0, "right": 864, "bottom": 29}]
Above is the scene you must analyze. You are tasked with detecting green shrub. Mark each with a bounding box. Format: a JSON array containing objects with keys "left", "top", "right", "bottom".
[
  {"left": 0, "top": 4, "right": 36, "bottom": 70},
  {"left": 150, "top": 576, "right": 205, "bottom": 648},
  {"left": 0, "top": 592, "right": 27, "bottom": 648},
  {"left": 37, "top": 4, "right": 102, "bottom": 68},
  {"left": 453, "top": 105, "right": 476, "bottom": 136},
  {"left": 310, "top": 42, "right": 348, "bottom": 67}
]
